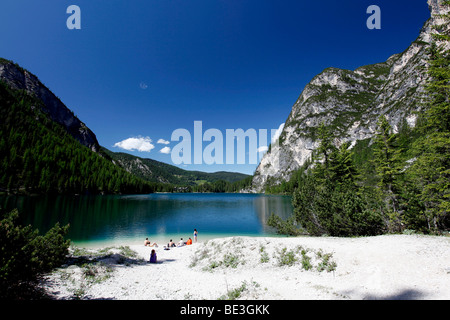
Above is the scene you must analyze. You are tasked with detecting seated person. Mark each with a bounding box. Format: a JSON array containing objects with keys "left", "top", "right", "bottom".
[
  {"left": 144, "top": 238, "right": 158, "bottom": 247},
  {"left": 177, "top": 238, "right": 186, "bottom": 247},
  {"left": 167, "top": 239, "right": 176, "bottom": 247},
  {"left": 186, "top": 238, "right": 193, "bottom": 245},
  {"left": 149, "top": 249, "right": 157, "bottom": 263}
]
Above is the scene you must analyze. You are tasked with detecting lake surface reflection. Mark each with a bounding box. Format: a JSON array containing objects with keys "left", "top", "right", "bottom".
[{"left": 1, "top": 193, "right": 293, "bottom": 247}]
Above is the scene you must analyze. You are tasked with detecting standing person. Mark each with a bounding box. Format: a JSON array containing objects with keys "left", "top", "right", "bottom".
[{"left": 194, "top": 229, "right": 198, "bottom": 243}]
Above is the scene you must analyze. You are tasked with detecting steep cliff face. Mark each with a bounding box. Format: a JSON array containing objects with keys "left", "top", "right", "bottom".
[
  {"left": 252, "top": 0, "right": 443, "bottom": 192},
  {"left": 0, "top": 60, "right": 100, "bottom": 152}
]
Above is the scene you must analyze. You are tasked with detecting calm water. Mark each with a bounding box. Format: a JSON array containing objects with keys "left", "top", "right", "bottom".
[{"left": 1, "top": 193, "right": 293, "bottom": 247}]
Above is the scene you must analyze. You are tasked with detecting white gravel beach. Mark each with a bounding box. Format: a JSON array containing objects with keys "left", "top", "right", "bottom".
[{"left": 42, "top": 234, "right": 450, "bottom": 300}]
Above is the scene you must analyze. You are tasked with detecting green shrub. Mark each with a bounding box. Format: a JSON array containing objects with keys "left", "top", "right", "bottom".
[
  {"left": 300, "top": 250, "right": 312, "bottom": 271},
  {"left": 275, "top": 247, "right": 297, "bottom": 266},
  {"left": 0, "top": 208, "right": 70, "bottom": 298},
  {"left": 259, "top": 246, "right": 270, "bottom": 263},
  {"left": 222, "top": 253, "right": 240, "bottom": 269}
]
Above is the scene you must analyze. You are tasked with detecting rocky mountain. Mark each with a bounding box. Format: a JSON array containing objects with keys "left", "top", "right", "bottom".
[
  {"left": 0, "top": 58, "right": 249, "bottom": 194},
  {"left": 252, "top": 0, "right": 444, "bottom": 192},
  {"left": 0, "top": 58, "right": 100, "bottom": 152}
]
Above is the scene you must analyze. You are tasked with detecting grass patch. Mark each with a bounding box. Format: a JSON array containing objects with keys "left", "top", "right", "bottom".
[
  {"left": 219, "top": 281, "right": 261, "bottom": 300},
  {"left": 275, "top": 247, "right": 298, "bottom": 266}
]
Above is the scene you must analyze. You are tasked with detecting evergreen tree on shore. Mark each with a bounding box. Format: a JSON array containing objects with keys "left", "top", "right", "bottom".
[
  {"left": 407, "top": 0, "right": 450, "bottom": 231},
  {"left": 372, "top": 115, "right": 403, "bottom": 232}
]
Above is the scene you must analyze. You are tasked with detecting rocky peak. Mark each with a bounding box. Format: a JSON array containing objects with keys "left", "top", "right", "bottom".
[
  {"left": 252, "top": 0, "right": 441, "bottom": 192},
  {"left": 0, "top": 59, "right": 100, "bottom": 152}
]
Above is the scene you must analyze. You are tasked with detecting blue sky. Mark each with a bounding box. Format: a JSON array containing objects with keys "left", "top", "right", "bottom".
[{"left": 0, "top": 0, "right": 430, "bottom": 174}]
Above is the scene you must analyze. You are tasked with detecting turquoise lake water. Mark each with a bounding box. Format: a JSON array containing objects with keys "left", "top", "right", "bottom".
[{"left": 1, "top": 193, "right": 293, "bottom": 247}]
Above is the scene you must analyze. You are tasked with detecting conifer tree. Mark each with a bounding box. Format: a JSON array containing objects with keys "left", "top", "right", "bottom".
[
  {"left": 408, "top": 1, "right": 450, "bottom": 232},
  {"left": 328, "top": 142, "right": 358, "bottom": 185},
  {"left": 373, "top": 117, "right": 402, "bottom": 204},
  {"left": 313, "top": 122, "right": 337, "bottom": 181}
]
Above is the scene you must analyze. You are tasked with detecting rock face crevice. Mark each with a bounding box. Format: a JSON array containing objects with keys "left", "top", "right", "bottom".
[{"left": 252, "top": 0, "right": 445, "bottom": 192}]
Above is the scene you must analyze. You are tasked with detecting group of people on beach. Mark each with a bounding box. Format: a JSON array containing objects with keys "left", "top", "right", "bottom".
[{"left": 145, "top": 229, "right": 198, "bottom": 263}]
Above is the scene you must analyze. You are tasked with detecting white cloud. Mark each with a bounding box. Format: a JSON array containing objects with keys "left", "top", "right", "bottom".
[
  {"left": 113, "top": 136, "right": 155, "bottom": 152},
  {"left": 159, "top": 146, "right": 171, "bottom": 154},
  {"left": 257, "top": 146, "right": 269, "bottom": 153},
  {"left": 157, "top": 139, "right": 170, "bottom": 145},
  {"left": 271, "top": 123, "right": 285, "bottom": 144},
  {"left": 139, "top": 82, "right": 148, "bottom": 90}
]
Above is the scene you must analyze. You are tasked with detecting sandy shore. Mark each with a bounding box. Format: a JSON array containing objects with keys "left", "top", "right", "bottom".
[{"left": 42, "top": 234, "right": 450, "bottom": 300}]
